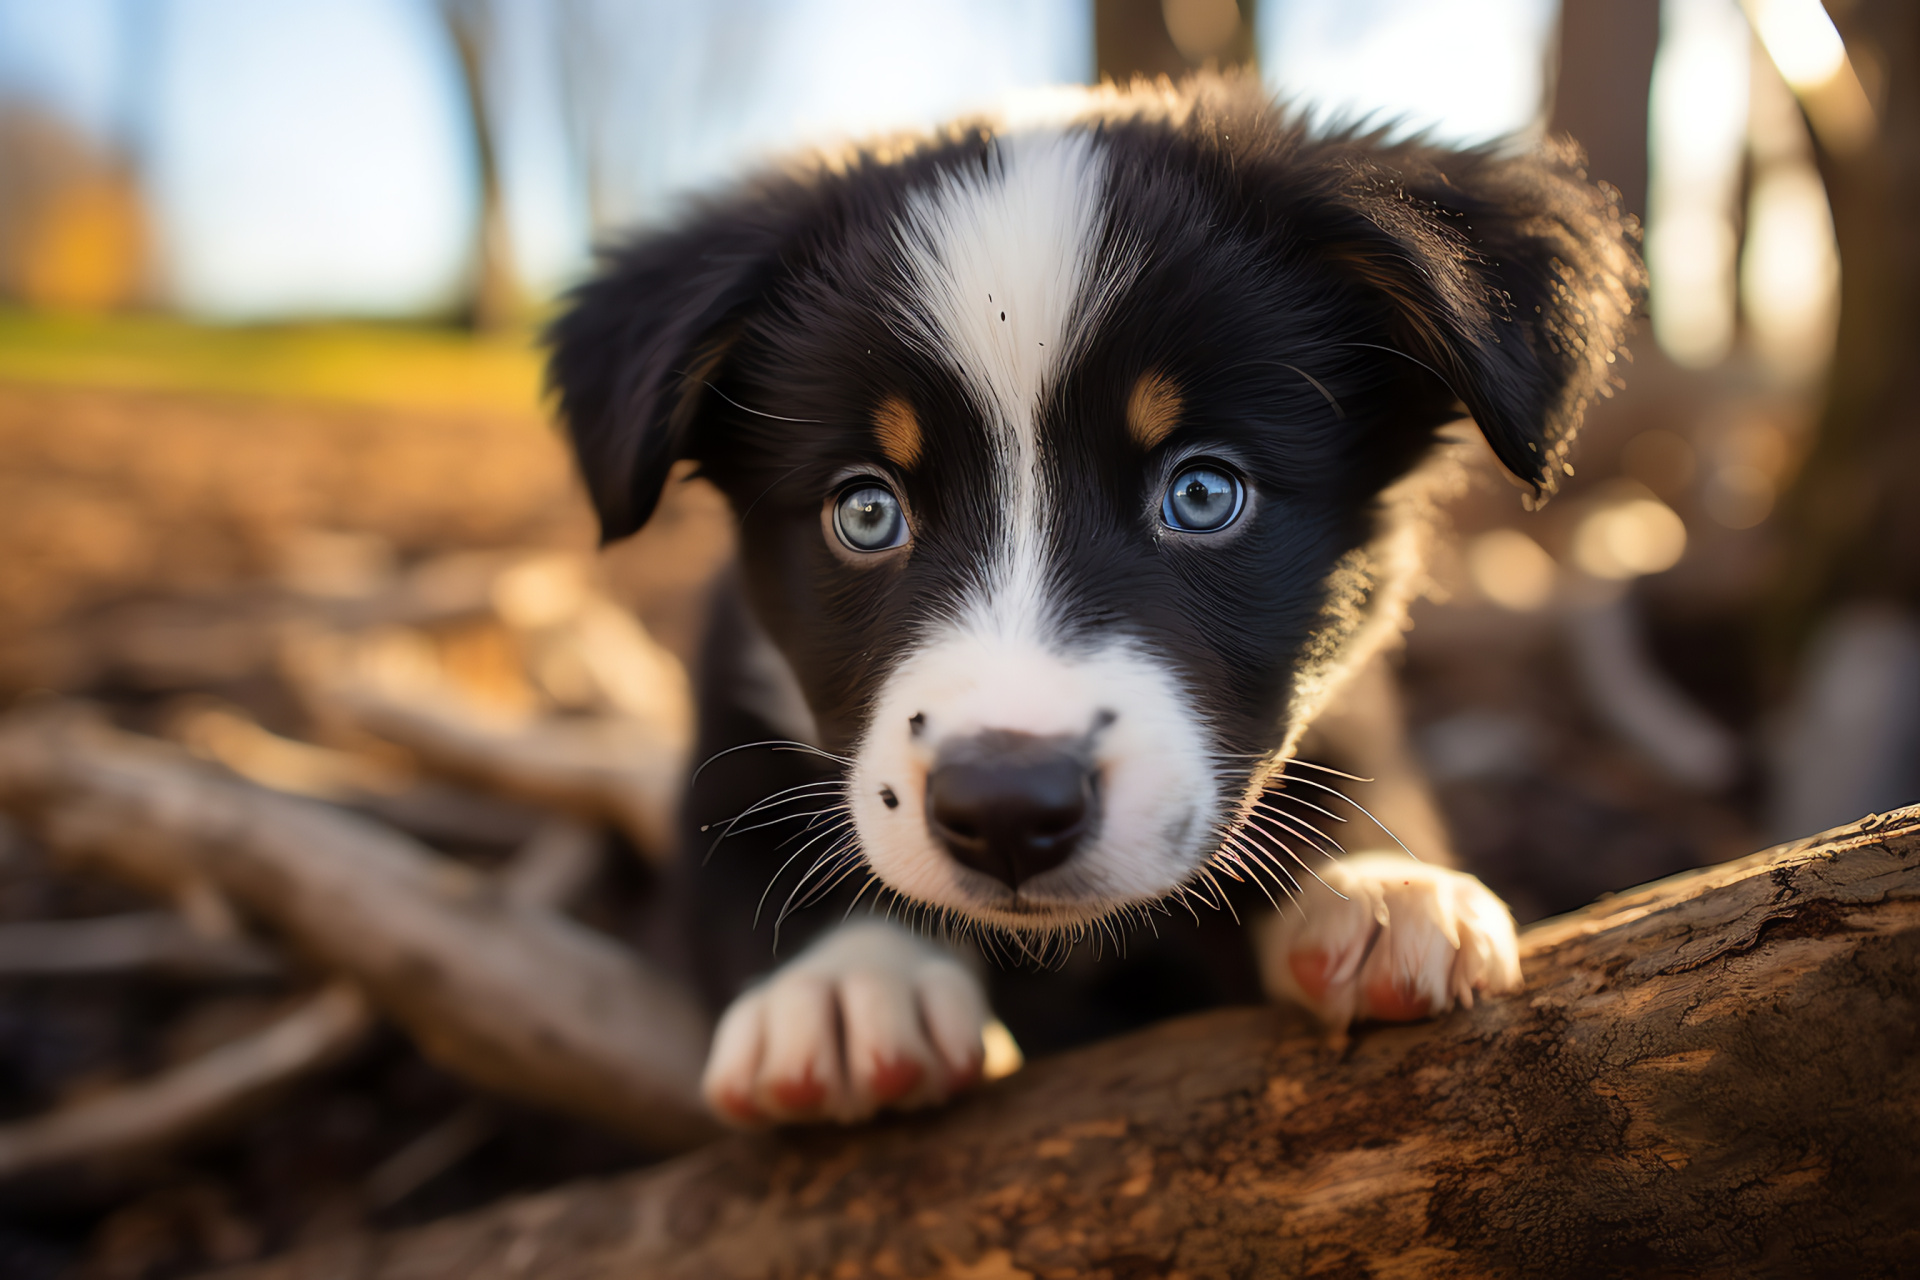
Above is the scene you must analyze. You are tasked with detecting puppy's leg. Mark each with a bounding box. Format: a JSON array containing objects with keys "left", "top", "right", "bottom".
[
  {"left": 701, "top": 921, "right": 994, "bottom": 1126},
  {"left": 1253, "top": 853, "right": 1521, "bottom": 1028}
]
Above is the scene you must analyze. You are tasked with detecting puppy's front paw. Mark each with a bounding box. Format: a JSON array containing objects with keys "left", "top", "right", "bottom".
[
  {"left": 701, "top": 921, "right": 999, "bottom": 1127},
  {"left": 1254, "top": 853, "right": 1521, "bottom": 1029}
]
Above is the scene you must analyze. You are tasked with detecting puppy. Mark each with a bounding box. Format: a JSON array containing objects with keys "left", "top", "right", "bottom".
[{"left": 548, "top": 78, "right": 1640, "bottom": 1127}]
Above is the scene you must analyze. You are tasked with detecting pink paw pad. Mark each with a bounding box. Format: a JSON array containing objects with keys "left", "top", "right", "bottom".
[
  {"left": 769, "top": 1070, "right": 827, "bottom": 1112},
  {"left": 1363, "top": 977, "right": 1432, "bottom": 1022},
  {"left": 1288, "top": 950, "right": 1333, "bottom": 1001},
  {"left": 868, "top": 1055, "right": 924, "bottom": 1102},
  {"left": 717, "top": 1090, "right": 762, "bottom": 1124}
]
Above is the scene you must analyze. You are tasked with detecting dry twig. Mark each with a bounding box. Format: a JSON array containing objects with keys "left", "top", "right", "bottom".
[
  {"left": 282, "top": 554, "right": 695, "bottom": 861},
  {"left": 0, "top": 912, "right": 281, "bottom": 980},
  {"left": 0, "top": 983, "right": 370, "bottom": 1180},
  {"left": 0, "top": 704, "right": 717, "bottom": 1153}
]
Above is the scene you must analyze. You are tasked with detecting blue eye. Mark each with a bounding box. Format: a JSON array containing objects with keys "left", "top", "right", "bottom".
[
  {"left": 832, "top": 482, "right": 908, "bottom": 552},
  {"left": 1161, "top": 464, "right": 1244, "bottom": 533}
]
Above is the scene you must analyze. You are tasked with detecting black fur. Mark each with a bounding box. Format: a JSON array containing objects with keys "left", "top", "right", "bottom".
[{"left": 547, "top": 78, "right": 1642, "bottom": 1038}]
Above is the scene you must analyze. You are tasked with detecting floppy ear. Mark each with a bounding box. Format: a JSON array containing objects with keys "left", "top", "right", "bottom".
[
  {"left": 545, "top": 185, "right": 809, "bottom": 542},
  {"left": 1307, "top": 136, "right": 1645, "bottom": 493}
]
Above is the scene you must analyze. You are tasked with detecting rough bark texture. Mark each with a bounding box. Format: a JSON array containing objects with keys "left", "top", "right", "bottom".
[{"left": 214, "top": 812, "right": 1920, "bottom": 1279}]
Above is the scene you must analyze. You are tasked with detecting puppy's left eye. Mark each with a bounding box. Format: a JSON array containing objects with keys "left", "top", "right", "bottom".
[
  {"left": 832, "top": 482, "right": 909, "bottom": 552},
  {"left": 1161, "top": 463, "right": 1245, "bottom": 533}
]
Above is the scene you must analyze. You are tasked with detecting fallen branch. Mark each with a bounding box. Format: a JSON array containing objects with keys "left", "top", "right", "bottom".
[
  {"left": 0, "top": 911, "right": 282, "bottom": 980},
  {"left": 497, "top": 817, "right": 603, "bottom": 912},
  {"left": 0, "top": 705, "right": 717, "bottom": 1153},
  {"left": 0, "top": 983, "right": 370, "bottom": 1180},
  {"left": 213, "top": 812, "right": 1920, "bottom": 1278},
  {"left": 293, "top": 659, "right": 684, "bottom": 862},
  {"left": 282, "top": 559, "right": 695, "bottom": 862}
]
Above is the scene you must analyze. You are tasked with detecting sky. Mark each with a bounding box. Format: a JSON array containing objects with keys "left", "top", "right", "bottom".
[
  {"left": 0, "top": 0, "right": 1558, "bottom": 321},
  {"left": 1258, "top": 0, "right": 1558, "bottom": 144}
]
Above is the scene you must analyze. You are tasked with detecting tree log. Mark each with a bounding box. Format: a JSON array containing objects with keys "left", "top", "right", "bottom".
[{"left": 212, "top": 812, "right": 1920, "bottom": 1279}]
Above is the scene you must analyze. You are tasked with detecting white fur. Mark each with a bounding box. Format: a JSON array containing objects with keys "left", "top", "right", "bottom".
[
  {"left": 893, "top": 127, "right": 1108, "bottom": 599},
  {"left": 892, "top": 127, "right": 1136, "bottom": 645},
  {"left": 849, "top": 631, "right": 1215, "bottom": 931},
  {"left": 853, "top": 130, "right": 1207, "bottom": 930},
  {"left": 1252, "top": 853, "right": 1522, "bottom": 1028},
  {"left": 701, "top": 921, "right": 991, "bottom": 1126}
]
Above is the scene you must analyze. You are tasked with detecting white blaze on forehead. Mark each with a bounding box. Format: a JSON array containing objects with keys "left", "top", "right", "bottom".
[
  {"left": 895, "top": 128, "right": 1108, "bottom": 451},
  {"left": 850, "top": 129, "right": 1212, "bottom": 932},
  {"left": 893, "top": 128, "right": 1120, "bottom": 633}
]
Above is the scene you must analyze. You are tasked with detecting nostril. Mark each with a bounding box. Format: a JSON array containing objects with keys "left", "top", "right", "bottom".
[{"left": 924, "top": 731, "right": 1101, "bottom": 889}]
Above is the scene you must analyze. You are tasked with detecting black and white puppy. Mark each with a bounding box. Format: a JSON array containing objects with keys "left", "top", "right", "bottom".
[{"left": 548, "top": 78, "right": 1640, "bottom": 1127}]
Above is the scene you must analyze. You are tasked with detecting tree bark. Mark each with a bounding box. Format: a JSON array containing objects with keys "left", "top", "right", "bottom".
[{"left": 212, "top": 811, "right": 1920, "bottom": 1279}]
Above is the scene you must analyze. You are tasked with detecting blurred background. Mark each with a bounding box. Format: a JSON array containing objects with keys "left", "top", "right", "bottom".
[{"left": 0, "top": 0, "right": 1911, "bottom": 1275}]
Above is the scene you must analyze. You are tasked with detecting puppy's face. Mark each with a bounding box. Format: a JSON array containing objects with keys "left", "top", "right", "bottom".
[{"left": 551, "top": 85, "right": 1640, "bottom": 936}]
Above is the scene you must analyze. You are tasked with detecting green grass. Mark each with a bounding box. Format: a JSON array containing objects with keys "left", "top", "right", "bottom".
[{"left": 0, "top": 307, "right": 547, "bottom": 414}]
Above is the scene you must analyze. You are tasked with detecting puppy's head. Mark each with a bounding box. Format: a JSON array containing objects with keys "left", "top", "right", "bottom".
[{"left": 549, "top": 81, "right": 1640, "bottom": 936}]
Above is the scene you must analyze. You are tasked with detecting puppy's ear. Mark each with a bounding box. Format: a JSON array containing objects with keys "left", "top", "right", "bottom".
[
  {"left": 545, "top": 186, "right": 806, "bottom": 541},
  {"left": 1312, "top": 137, "right": 1644, "bottom": 493}
]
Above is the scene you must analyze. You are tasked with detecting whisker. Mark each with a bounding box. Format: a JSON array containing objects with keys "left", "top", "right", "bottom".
[
  {"left": 1277, "top": 757, "right": 1374, "bottom": 783},
  {"left": 1331, "top": 341, "right": 1469, "bottom": 410},
  {"left": 723, "top": 802, "right": 849, "bottom": 842},
  {"left": 1233, "top": 819, "right": 1350, "bottom": 899},
  {"left": 1220, "top": 830, "right": 1302, "bottom": 899},
  {"left": 1248, "top": 799, "right": 1347, "bottom": 855},
  {"left": 692, "top": 739, "right": 850, "bottom": 785},
  {"left": 772, "top": 837, "right": 863, "bottom": 944},
  {"left": 1261, "top": 788, "right": 1354, "bottom": 826},
  {"left": 787, "top": 846, "right": 868, "bottom": 916},
  {"left": 1271, "top": 774, "right": 1421, "bottom": 861},
  {"left": 1194, "top": 866, "right": 1240, "bottom": 924},
  {"left": 1212, "top": 844, "right": 1285, "bottom": 912},
  {"left": 755, "top": 819, "right": 855, "bottom": 927},
  {"left": 707, "top": 780, "right": 844, "bottom": 833},
  {"left": 699, "top": 380, "right": 826, "bottom": 424},
  {"left": 842, "top": 871, "right": 882, "bottom": 920}
]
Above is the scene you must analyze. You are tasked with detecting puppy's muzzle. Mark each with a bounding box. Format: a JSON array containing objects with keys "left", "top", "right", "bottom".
[{"left": 924, "top": 730, "right": 1099, "bottom": 889}]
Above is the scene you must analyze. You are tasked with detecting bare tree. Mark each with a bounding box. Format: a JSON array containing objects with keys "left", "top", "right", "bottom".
[{"left": 439, "top": 0, "right": 521, "bottom": 331}]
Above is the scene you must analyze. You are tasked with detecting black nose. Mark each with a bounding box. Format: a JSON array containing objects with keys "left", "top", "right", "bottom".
[{"left": 925, "top": 731, "right": 1098, "bottom": 889}]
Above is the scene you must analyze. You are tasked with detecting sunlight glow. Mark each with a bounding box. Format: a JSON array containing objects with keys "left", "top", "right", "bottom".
[
  {"left": 1741, "top": 0, "right": 1846, "bottom": 89},
  {"left": 1467, "top": 529, "right": 1557, "bottom": 612},
  {"left": 1572, "top": 496, "right": 1689, "bottom": 581},
  {"left": 1257, "top": 0, "right": 1557, "bottom": 146},
  {"left": 1742, "top": 165, "right": 1840, "bottom": 382},
  {"left": 1645, "top": 0, "right": 1750, "bottom": 368}
]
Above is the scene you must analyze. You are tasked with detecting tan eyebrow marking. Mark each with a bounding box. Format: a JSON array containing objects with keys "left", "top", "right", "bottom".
[
  {"left": 873, "top": 395, "right": 923, "bottom": 469},
  {"left": 1126, "top": 370, "right": 1182, "bottom": 450}
]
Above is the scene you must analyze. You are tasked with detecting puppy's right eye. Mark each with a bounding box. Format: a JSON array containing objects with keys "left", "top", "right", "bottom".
[{"left": 831, "top": 482, "right": 908, "bottom": 553}]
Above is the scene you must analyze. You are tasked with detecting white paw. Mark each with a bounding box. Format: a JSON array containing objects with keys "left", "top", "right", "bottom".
[
  {"left": 1253, "top": 853, "right": 1522, "bottom": 1029},
  {"left": 700, "top": 921, "right": 1004, "bottom": 1127}
]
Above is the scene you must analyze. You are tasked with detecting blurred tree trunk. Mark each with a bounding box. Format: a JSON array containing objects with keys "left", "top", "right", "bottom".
[
  {"left": 1547, "top": 0, "right": 1659, "bottom": 220},
  {"left": 440, "top": 0, "right": 521, "bottom": 333},
  {"left": 211, "top": 814, "right": 1920, "bottom": 1280},
  {"left": 1764, "top": 0, "right": 1919, "bottom": 676},
  {"left": 1097, "top": 0, "right": 1257, "bottom": 83}
]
